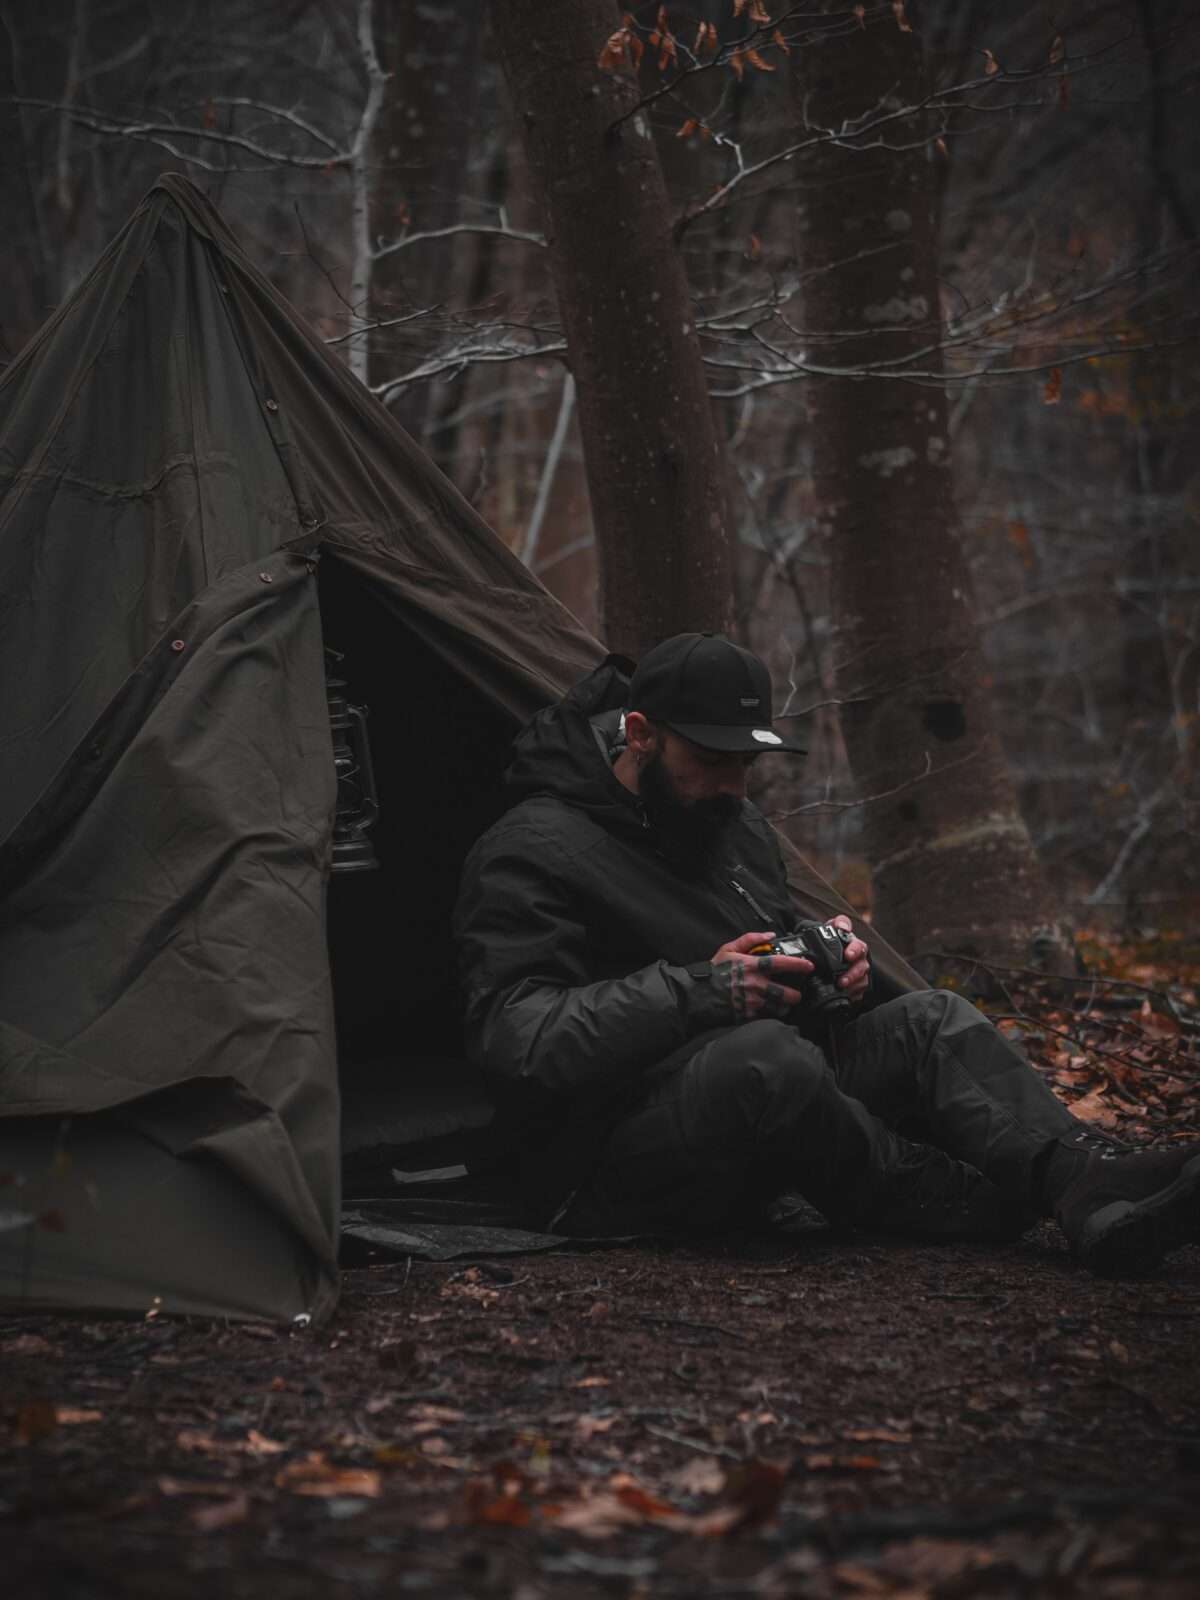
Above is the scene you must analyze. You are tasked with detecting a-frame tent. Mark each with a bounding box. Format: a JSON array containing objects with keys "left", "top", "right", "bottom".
[{"left": 0, "top": 176, "right": 919, "bottom": 1324}]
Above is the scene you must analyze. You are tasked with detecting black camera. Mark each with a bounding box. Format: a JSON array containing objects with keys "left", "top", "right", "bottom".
[{"left": 763, "top": 920, "right": 854, "bottom": 1017}]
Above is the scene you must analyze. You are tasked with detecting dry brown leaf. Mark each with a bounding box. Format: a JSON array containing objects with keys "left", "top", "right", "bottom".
[
  {"left": 574, "top": 1376, "right": 610, "bottom": 1389},
  {"left": 56, "top": 1407, "right": 103, "bottom": 1424},
  {"left": 157, "top": 1477, "right": 234, "bottom": 1497},
  {"left": 574, "top": 1414, "right": 616, "bottom": 1441},
  {"left": 845, "top": 1427, "right": 910, "bottom": 1443},
  {"left": 275, "top": 1453, "right": 382, "bottom": 1498},
  {"left": 666, "top": 1456, "right": 726, "bottom": 1496},
  {"left": 547, "top": 1488, "right": 660, "bottom": 1536},
  {"left": 1069, "top": 1086, "right": 1118, "bottom": 1127},
  {"left": 176, "top": 1428, "right": 286, "bottom": 1458},
  {"left": 676, "top": 117, "right": 699, "bottom": 139},
  {"left": 892, "top": 0, "right": 912, "bottom": 31},
  {"left": 464, "top": 1479, "right": 533, "bottom": 1526},
  {"left": 982, "top": 47, "right": 1000, "bottom": 76},
  {"left": 1139, "top": 999, "right": 1181, "bottom": 1038},
  {"left": 694, "top": 21, "right": 718, "bottom": 56},
  {"left": 15, "top": 1399, "right": 58, "bottom": 1445},
  {"left": 407, "top": 1403, "right": 465, "bottom": 1425},
  {"left": 1049, "top": 34, "right": 1065, "bottom": 65},
  {"left": 191, "top": 1493, "right": 250, "bottom": 1532},
  {"left": 879, "top": 1536, "right": 991, "bottom": 1587},
  {"left": 3, "top": 1334, "right": 54, "bottom": 1357},
  {"left": 1043, "top": 366, "right": 1063, "bottom": 404}
]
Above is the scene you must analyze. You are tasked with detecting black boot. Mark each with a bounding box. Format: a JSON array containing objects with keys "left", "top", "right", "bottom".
[
  {"left": 1048, "top": 1140, "right": 1200, "bottom": 1274},
  {"left": 862, "top": 1149, "right": 1033, "bottom": 1244}
]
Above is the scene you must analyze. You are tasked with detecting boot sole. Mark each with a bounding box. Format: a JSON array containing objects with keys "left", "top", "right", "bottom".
[{"left": 1077, "top": 1153, "right": 1200, "bottom": 1275}]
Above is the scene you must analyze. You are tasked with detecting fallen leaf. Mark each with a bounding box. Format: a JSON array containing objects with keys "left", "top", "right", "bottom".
[
  {"left": 464, "top": 1478, "right": 532, "bottom": 1526},
  {"left": 845, "top": 1428, "right": 910, "bottom": 1444},
  {"left": 2, "top": 1334, "right": 54, "bottom": 1356},
  {"left": 666, "top": 1456, "right": 726, "bottom": 1497},
  {"left": 407, "top": 1404, "right": 465, "bottom": 1425},
  {"left": 56, "top": 1407, "right": 103, "bottom": 1425},
  {"left": 1138, "top": 999, "right": 1181, "bottom": 1039},
  {"left": 157, "top": 1477, "right": 234, "bottom": 1498},
  {"left": 574, "top": 1376, "right": 610, "bottom": 1389},
  {"left": 15, "top": 1399, "right": 58, "bottom": 1445},
  {"left": 892, "top": 0, "right": 912, "bottom": 31},
  {"left": 275, "top": 1454, "right": 382, "bottom": 1499},
  {"left": 982, "top": 47, "right": 1000, "bottom": 76},
  {"left": 1068, "top": 1086, "right": 1118, "bottom": 1128},
  {"left": 574, "top": 1414, "right": 616, "bottom": 1441},
  {"left": 191, "top": 1493, "right": 250, "bottom": 1532},
  {"left": 176, "top": 1429, "right": 286, "bottom": 1458},
  {"left": 1043, "top": 366, "right": 1063, "bottom": 405},
  {"left": 703, "top": 1458, "right": 786, "bottom": 1534}
]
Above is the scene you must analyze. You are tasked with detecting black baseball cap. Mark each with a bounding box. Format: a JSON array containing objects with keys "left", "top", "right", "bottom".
[{"left": 627, "top": 633, "right": 806, "bottom": 755}]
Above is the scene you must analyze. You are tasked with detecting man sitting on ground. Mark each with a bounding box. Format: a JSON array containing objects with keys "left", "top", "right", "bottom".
[{"left": 454, "top": 633, "right": 1199, "bottom": 1273}]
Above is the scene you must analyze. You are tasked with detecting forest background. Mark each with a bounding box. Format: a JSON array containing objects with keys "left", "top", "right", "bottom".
[{"left": 2, "top": 0, "right": 1197, "bottom": 965}]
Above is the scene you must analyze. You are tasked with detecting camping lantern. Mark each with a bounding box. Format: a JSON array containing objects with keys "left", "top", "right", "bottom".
[{"left": 325, "top": 650, "right": 381, "bottom": 873}]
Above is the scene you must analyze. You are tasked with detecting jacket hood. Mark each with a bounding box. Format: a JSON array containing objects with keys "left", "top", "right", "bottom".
[{"left": 505, "top": 655, "right": 644, "bottom": 829}]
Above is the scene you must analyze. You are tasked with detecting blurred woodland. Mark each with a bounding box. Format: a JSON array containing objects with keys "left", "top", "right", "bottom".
[{"left": 2, "top": 0, "right": 1197, "bottom": 952}]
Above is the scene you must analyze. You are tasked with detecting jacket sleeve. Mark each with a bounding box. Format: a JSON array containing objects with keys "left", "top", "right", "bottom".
[{"left": 454, "top": 822, "right": 731, "bottom": 1104}]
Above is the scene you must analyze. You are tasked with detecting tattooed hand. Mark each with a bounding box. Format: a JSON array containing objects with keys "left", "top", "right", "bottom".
[{"left": 710, "top": 931, "right": 813, "bottom": 1022}]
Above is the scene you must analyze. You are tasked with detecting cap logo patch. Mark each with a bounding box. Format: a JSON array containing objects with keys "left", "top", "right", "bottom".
[
  {"left": 740, "top": 697, "right": 760, "bottom": 708},
  {"left": 752, "top": 729, "right": 782, "bottom": 745}
]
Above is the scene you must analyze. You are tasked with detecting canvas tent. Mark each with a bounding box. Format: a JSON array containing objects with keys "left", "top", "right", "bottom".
[{"left": 0, "top": 176, "right": 920, "bottom": 1325}]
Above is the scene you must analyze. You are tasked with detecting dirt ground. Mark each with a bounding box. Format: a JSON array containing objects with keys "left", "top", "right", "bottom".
[
  {"left": 4, "top": 1223, "right": 1200, "bottom": 1600},
  {"left": 5, "top": 942, "right": 1200, "bottom": 1598}
]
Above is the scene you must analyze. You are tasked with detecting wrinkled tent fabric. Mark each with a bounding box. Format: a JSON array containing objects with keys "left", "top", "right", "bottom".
[{"left": 0, "top": 175, "right": 921, "bottom": 1324}]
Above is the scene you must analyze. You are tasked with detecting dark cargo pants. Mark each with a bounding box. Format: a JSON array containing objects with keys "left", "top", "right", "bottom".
[{"left": 560, "top": 990, "right": 1084, "bottom": 1234}]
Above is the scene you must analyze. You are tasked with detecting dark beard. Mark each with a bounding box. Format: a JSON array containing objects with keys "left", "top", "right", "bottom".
[{"left": 638, "top": 749, "right": 742, "bottom": 872}]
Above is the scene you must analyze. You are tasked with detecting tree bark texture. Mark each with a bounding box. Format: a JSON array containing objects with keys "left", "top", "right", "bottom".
[
  {"left": 789, "top": 11, "right": 1070, "bottom": 966},
  {"left": 368, "top": 0, "right": 483, "bottom": 432},
  {"left": 492, "top": 0, "right": 734, "bottom": 659}
]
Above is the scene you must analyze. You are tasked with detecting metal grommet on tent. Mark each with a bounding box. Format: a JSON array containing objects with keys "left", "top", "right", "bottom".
[
  {"left": 258, "top": 571, "right": 274, "bottom": 583},
  {"left": 170, "top": 639, "right": 186, "bottom": 652}
]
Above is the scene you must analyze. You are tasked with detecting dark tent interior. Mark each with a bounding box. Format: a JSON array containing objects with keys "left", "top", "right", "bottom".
[{"left": 317, "top": 556, "right": 512, "bottom": 1181}]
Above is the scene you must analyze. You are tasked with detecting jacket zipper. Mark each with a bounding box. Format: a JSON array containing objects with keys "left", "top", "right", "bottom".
[{"left": 727, "top": 873, "right": 775, "bottom": 928}]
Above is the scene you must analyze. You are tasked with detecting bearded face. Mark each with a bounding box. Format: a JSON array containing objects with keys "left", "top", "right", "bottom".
[{"left": 637, "top": 744, "right": 743, "bottom": 870}]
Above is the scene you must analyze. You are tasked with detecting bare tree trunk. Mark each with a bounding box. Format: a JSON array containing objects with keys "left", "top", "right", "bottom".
[
  {"left": 789, "top": 9, "right": 1071, "bottom": 967},
  {"left": 367, "top": 0, "right": 484, "bottom": 432},
  {"left": 491, "top": 0, "right": 734, "bottom": 658},
  {"left": 347, "top": 0, "right": 385, "bottom": 384}
]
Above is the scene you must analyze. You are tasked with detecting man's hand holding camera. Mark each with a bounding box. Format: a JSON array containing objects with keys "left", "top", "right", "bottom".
[{"left": 711, "top": 914, "right": 869, "bottom": 1022}]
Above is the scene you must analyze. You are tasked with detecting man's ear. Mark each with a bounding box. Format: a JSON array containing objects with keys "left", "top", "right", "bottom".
[{"left": 624, "top": 711, "right": 658, "bottom": 758}]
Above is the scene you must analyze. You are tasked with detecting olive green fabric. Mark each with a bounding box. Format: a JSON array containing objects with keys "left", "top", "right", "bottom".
[
  {"left": 0, "top": 175, "right": 918, "bottom": 1323},
  {"left": 0, "top": 176, "right": 600, "bottom": 1324}
]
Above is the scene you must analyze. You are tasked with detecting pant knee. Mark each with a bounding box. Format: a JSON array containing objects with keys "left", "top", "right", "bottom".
[
  {"left": 887, "top": 988, "right": 986, "bottom": 1033},
  {"left": 697, "top": 1020, "right": 830, "bottom": 1130}
]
